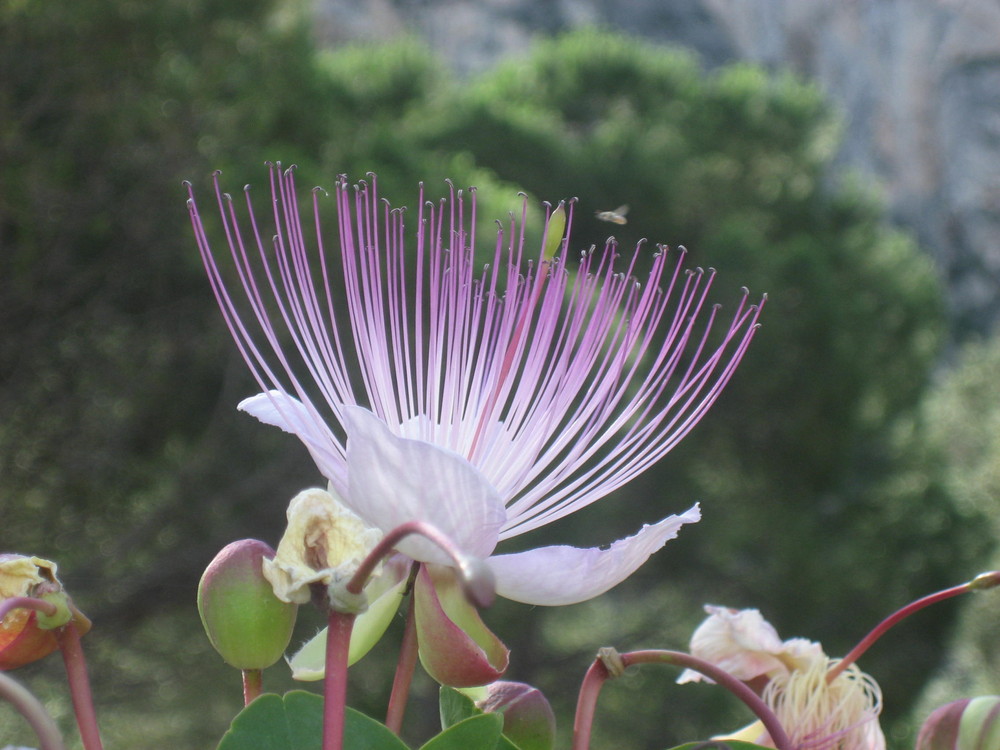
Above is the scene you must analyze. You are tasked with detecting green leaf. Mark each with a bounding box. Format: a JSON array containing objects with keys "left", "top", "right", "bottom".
[
  {"left": 439, "top": 686, "right": 483, "bottom": 729},
  {"left": 217, "top": 691, "right": 323, "bottom": 750},
  {"left": 343, "top": 707, "right": 411, "bottom": 750},
  {"left": 420, "top": 713, "right": 504, "bottom": 750},
  {"left": 439, "top": 688, "right": 526, "bottom": 750},
  {"left": 216, "top": 691, "right": 409, "bottom": 750},
  {"left": 664, "top": 742, "right": 773, "bottom": 750}
]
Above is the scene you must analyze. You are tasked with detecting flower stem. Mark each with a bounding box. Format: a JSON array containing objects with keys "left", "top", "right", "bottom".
[
  {"left": 0, "top": 670, "right": 67, "bottom": 750},
  {"left": 321, "top": 609, "right": 357, "bottom": 750},
  {"left": 323, "top": 522, "right": 495, "bottom": 750},
  {"left": 385, "top": 591, "right": 419, "bottom": 733},
  {"left": 572, "top": 654, "right": 610, "bottom": 750},
  {"left": 828, "top": 570, "right": 1000, "bottom": 682},
  {"left": 242, "top": 669, "right": 263, "bottom": 706},
  {"left": 348, "top": 521, "right": 494, "bottom": 607},
  {"left": 572, "top": 648, "right": 791, "bottom": 750},
  {"left": 0, "top": 595, "right": 58, "bottom": 621},
  {"left": 57, "top": 622, "right": 104, "bottom": 750}
]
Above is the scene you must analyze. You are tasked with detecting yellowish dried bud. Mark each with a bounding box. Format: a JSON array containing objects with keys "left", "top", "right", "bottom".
[
  {"left": 262, "top": 487, "right": 382, "bottom": 606},
  {"left": 0, "top": 554, "right": 90, "bottom": 670}
]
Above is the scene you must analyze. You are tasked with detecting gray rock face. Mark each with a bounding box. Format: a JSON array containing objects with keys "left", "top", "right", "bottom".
[
  {"left": 315, "top": 0, "right": 1000, "bottom": 337},
  {"left": 707, "top": 0, "right": 1000, "bottom": 338}
]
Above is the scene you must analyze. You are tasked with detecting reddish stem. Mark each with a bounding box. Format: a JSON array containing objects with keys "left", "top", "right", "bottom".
[
  {"left": 572, "top": 655, "right": 610, "bottom": 750},
  {"left": 0, "top": 670, "right": 67, "bottom": 750},
  {"left": 828, "top": 570, "right": 1000, "bottom": 682},
  {"left": 572, "top": 648, "right": 791, "bottom": 750},
  {"left": 323, "top": 521, "right": 495, "bottom": 750},
  {"left": 384, "top": 592, "right": 419, "bottom": 733},
  {"left": 321, "top": 609, "right": 357, "bottom": 750},
  {"left": 0, "top": 595, "right": 58, "bottom": 621},
  {"left": 56, "top": 622, "right": 104, "bottom": 750},
  {"left": 347, "top": 521, "right": 493, "bottom": 607},
  {"left": 242, "top": 669, "right": 263, "bottom": 706}
]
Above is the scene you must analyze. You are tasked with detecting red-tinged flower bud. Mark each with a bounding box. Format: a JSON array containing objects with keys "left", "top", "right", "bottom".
[
  {"left": 414, "top": 564, "right": 508, "bottom": 687},
  {"left": 477, "top": 681, "right": 556, "bottom": 750},
  {"left": 916, "top": 696, "right": 1000, "bottom": 750},
  {"left": 0, "top": 554, "right": 91, "bottom": 670},
  {"left": 197, "top": 539, "right": 297, "bottom": 670}
]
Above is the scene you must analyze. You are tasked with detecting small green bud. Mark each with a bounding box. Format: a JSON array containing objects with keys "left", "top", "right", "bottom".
[
  {"left": 477, "top": 681, "right": 556, "bottom": 750},
  {"left": 542, "top": 203, "right": 566, "bottom": 262},
  {"left": 35, "top": 591, "right": 73, "bottom": 630},
  {"left": 197, "top": 539, "right": 297, "bottom": 670},
  {"left": 916, "top": 696, "right": 1000, "bottom": 750}
]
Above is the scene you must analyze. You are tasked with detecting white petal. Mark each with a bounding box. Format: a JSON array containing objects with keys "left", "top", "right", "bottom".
[
  {"left": 677, "top": 606, "right": 825, "bottom": 684},
  {"left": 238, "top": 391, "right": 345, "bottom": 490},
  {"left": 343, "top": 406, "right": 507, "bottom": 563},
  {"left": 488, "top": 504, "right": 700, "bottom": 606}
]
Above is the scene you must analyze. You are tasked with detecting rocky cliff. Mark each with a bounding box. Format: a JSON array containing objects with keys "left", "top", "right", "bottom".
[{"left": 314, "top": 0, "right": 1000, "bottom": 338}]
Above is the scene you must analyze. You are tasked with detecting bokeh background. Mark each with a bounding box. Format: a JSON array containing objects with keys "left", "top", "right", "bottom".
[{"left": 2, "top": 0, "right": 999, "bottom": 748}]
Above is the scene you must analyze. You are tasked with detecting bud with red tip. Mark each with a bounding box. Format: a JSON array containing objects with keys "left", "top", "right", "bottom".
[
  {"left": 916, "top": 696, "right": 1000, "bottom": 750},
  {"left": 477, "top": 681, "right": 556, "bottom": 750},
  {"left": 414, "top": 564, "right": 508, "bottom": 688},
  {"left": 197, "top": 539, "right": 297, "bottom": 670},
  {"left": 0, "top": 553, "right": 91, "bottom": 670}
]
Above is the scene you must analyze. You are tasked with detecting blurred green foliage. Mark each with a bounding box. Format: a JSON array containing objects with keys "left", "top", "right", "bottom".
[
  {"left": 910, "top": 332, "right": 1000, "bottom": 724},
  {"left": 0, "top": 2, "right": 994, "bottom": 748}
]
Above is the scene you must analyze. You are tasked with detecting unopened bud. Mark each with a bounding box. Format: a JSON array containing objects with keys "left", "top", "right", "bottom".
[
  {"left": 197, "top": 539, "right": 297, "bottom": 670},
  {"left": 476, "top": 681, "right": 556, "bottom": 750},
  {"left": 916, "top": 696, "right": 1000, "bottom": 750},
  {"left": 542, "top": 203, "right": 566, "bottom": 262}
]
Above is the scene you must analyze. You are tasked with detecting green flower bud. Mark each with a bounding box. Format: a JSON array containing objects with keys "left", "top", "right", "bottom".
[
  {"left": 916, "top": 696, "right": 1000, "bottom": 750},
  {"left": 197, "top": 539, "right": 297, "bottom": 670},
  {"left": 477, "top": 681, "right": 556, "bottom": 750}
]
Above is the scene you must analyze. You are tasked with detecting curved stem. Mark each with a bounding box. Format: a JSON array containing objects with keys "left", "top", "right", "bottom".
[
  {"left": 829, "top": 571, "right": 1000, "bottom": 682},
  {"left": 321, "top": 609, "right": 356, "bottom": 750},
  {"left": 572, "top": 656, "right": 610, "bottom": 750},
  {"left": 385, "top": 590, "right": 419, "bottom": 733},
  {"left": 0, "top": 670, "right": 67, "bottom": 750},
  {"left": 347, "top": 521, "right": 493, "bottom": 607},
  {"left": 572, "top": 649, "right": 791, "bottom": 750},
  {"left": 57, "top": 622, "right": 103, "bottom": 750},
  {"left": 0, "top": 595, "right": 58, "bottom": 621},
  {"left": 324, "top": 522, "right": 495, "bottom": 750},
  {"left": 242, "top": 669, "right": 263, "bottom": 706}
]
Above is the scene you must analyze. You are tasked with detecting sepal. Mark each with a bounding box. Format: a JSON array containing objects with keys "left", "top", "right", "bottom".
[
  {"left": 287, "top": 575, "right": 407, "bottom": 680},
  {"left": 415, "top": 565, "right": 508, "bottom": 687},
  {"left": 916, "top": 696, "right": 1000, "bottom": 750}
]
